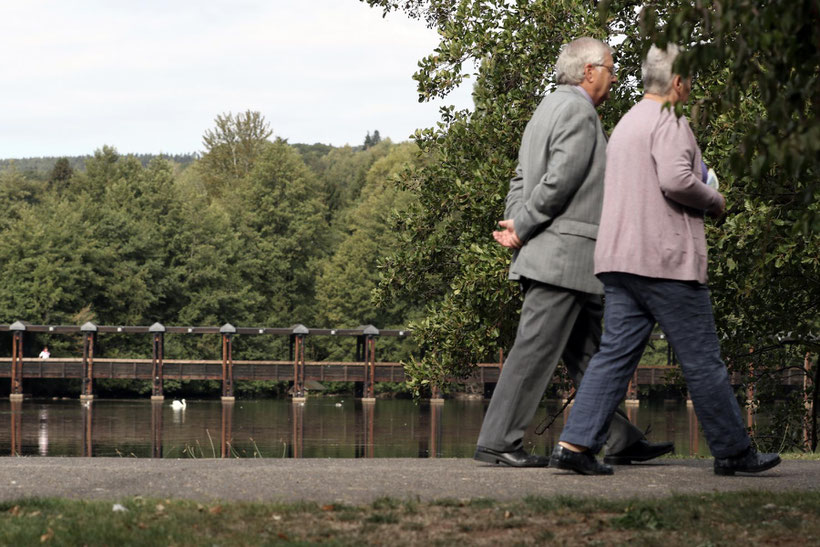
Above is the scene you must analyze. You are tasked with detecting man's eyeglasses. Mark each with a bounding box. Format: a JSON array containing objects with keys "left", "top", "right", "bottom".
[{"left": 591, "top": 63, "right": 616, "bottom": 76}]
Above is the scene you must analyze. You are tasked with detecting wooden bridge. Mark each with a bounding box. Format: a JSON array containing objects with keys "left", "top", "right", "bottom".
[{"left": 0, "top": 321, "right": 809, "bottom": 404}]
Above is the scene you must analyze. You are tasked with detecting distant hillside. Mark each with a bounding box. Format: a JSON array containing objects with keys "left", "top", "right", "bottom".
[{"left": 0, "top": 153, "right": 200, "bottom": 175}]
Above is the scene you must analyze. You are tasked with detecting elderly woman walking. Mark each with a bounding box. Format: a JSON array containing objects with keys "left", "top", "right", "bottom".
[{"left": 549, "top": 45, "right": 781, "bottom": 476}]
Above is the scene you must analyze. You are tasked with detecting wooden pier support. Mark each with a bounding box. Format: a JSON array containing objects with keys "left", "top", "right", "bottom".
[
  {"left": 290, "top": 324, "right": 308, "bottom": 402},
  {"left": 220, "top": 323, "right": 235, "bottom": 402},
  {"left": 80, "top": 322, "right": 97, "bottom": 401},
  {"left": 625, "top": 369, "right": 640, "bottom": 405},
  {"left": 9, "top": 321, "right": 25, "bottom": 401},
  {"left": 150, "top": 323, "right": 165, "bottom": 401},
  {"left": 358, "top": 325, "right": 379, "bottom": 403}
]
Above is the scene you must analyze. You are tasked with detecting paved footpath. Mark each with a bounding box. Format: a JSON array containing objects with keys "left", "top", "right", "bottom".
[{"left": 1, "top": 458, "right": 817, "bottom": 505}]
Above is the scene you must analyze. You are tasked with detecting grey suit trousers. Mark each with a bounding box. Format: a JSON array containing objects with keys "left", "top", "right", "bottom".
[{"left": 477, "top": 279, "right": 644, "bottom": 453}]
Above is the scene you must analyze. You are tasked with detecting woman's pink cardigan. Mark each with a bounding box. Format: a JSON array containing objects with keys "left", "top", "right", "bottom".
[{"left": 594, "top": 99, "right": 722, "bottom": 284}]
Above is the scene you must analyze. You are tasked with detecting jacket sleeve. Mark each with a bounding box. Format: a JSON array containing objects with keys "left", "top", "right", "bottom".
[
  {"left": 652, "top": 114, "right": 721, "bottom": 212},
  {"left": 513, "top": 101, "right": 597, "bottom": 243}
]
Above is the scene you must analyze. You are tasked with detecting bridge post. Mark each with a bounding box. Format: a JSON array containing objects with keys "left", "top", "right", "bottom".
[
  {"left": 80, "top": 322, "right": 97, "bottom": 401},
  {"left": 625, "top": 369, "right": 640, "bottom": 405},
  {"left": 150, "top": 322, "right": 165, "bottom": 401},
  {"left": 359, "top": 325, "right": 379, "bottom": 403},
  {"left": 9, "top": 321, "right": 25, "bottom": 401},
  {"left": 291, "top": 324, "right": 308, "bottom": 402},
  {"left": 220, "top": 323, "right": 236, "bottom": 402}
]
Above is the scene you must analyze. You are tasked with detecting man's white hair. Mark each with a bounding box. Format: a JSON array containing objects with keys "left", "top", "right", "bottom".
[
  {"left": 555, "top": 37, "right": 613, "bottom": 85},
  {"left": 642, "top": 44, "right": 682, "bottom": 95}
]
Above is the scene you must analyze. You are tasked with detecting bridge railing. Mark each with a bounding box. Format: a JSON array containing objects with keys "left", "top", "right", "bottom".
[
  {"left": 1, "top": 321, "right": 414, "bottom": 403},
  {"left": 4, "top": 321, "right": 801, "bottom": 404}
]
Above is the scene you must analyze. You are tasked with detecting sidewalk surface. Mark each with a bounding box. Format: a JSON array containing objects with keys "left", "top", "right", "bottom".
[{"left": 1, "top": 458, "right": 817, "bottom": 504}]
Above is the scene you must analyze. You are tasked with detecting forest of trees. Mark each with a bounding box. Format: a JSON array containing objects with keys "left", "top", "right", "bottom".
[{"left": 0, "top": 113, "right": 423, "bottom": 376}]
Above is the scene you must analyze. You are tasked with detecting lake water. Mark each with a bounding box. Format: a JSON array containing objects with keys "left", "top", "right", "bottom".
[{"left": 0, "top": 397, "right": 713, "bottom": 458}]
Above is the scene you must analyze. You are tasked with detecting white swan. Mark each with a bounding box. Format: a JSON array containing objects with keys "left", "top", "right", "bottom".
[{"left": 171, "top": 398, "right": 187, "bottom": 410}]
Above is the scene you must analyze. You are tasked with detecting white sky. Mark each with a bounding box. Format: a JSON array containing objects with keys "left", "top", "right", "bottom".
[{"left": 0, "top": 0, "right": 474, "bottom": 158}]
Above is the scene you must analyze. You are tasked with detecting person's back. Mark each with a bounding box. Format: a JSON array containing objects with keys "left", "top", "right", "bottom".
[
  {"left": 509, "top": 85, "right": 607, "bottom": 295},
  {"left": 596, "top": 100, "right": 713, "bottom": 283}
]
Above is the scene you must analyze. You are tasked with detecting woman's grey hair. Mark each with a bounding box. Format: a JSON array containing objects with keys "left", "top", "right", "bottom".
[
  {"left": 555, "top": 37, "right": 613, "bottom": 85},
  {"left": 642, "top": 44, "right": 682, "bottom": 95}
]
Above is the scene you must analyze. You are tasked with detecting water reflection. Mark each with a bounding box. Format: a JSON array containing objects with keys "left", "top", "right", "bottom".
[
  {"left": 9, "top": 400, "right": 22, "bottom": 456},
  {"left": 0, "top": 397, "right": 715, "bottom": 459},
  {"left": 151, "top": 401, "right": 163, "bottom": 458},
  {"left": 355, "top": 401, "right": 374, "bottom": 458},
  {"left": 81, "top": 401, "right": 92, "bottom": 457},
  {"left": 222, "top": 401, "right": 234, "bottom": 458},
  {"left": 38, "top": 408, "right": 48, "bottom": 456}
]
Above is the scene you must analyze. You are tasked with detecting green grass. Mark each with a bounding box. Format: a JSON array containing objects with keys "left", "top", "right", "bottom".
[{"left": 1, "top": 491, "right": 818, "bottom": 546}]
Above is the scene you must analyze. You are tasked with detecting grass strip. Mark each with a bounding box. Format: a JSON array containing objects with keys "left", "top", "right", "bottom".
[{"left": 1, "top": 490, "right": 817, "bottom": 545}]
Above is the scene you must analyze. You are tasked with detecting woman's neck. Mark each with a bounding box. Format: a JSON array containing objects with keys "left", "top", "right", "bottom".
[{"left": 644, "top": 92, "right": 676, "bottom": 104}]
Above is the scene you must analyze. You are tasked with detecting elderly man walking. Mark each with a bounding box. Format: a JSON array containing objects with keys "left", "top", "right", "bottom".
[
  {"left": 474, "top": 37, "right": 673, "bottom": 468},
  {"left": 550, "top": 44, "right": 781, "bottom": 476}
]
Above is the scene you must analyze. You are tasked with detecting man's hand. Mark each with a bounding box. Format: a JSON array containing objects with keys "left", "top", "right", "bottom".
[{"left": 493, "top": 219, "right": 522, "bottom": 249}]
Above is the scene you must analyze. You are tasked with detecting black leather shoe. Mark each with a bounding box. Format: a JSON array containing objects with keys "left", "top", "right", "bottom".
[
  {"left": 603, "top": 439, "right": 675, "bottom": 465},
  {"left": 714, "top": 447, "right": 781, "bottom": 476},
  {"left": 549, "top": 445, "right": 613, "bottom": 475},
  {"left": 474, "top": 446, "right": 550, "bottom": 467}
]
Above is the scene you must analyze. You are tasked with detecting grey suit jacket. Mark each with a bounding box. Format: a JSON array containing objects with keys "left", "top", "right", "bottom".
[{"left": 507, "top": 85, "right": 607, "bottom": 295}]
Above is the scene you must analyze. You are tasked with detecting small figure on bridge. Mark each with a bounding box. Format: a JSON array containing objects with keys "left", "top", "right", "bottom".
[{"left": 38, "top": 346, "right": 50, "bottom": 360}]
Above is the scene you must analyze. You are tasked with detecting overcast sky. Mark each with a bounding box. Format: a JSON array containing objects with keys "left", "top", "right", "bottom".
[{"left": 0, "top": 0, "right": 473, "bottom": 158}]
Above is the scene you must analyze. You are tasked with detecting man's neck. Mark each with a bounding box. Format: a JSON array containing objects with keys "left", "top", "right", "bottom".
[{"left": 575, "top": 85, "right": 595, "bottom": 107}]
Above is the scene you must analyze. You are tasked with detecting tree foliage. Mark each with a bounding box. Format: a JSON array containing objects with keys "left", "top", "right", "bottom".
[
  {"left": 0, "top": 113, "right": 422, "bottom": 371},
  {"left": 200, "top": 110, "right": 273, "bottom": 196}
]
